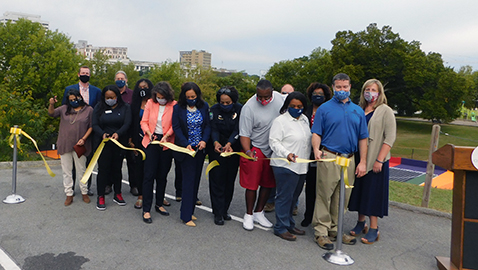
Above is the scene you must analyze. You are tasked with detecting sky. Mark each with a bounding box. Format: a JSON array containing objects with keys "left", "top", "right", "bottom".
[{"left": 3, "top": 0, "right": 478, "bottom": 76}]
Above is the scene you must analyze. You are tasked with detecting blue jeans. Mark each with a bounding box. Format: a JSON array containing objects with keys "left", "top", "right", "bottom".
[{"left": 272, "top": 166, "right": 306, "bottom": 234}]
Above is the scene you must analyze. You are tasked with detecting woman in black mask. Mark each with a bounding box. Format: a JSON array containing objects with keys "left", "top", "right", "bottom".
[
  {"left": 301, "top": 82, "right": 332, "bottom": 227},
  {"left": 129, "top": 79, "right": 153, "bottom": 209},
  {"left": 207, "top": 86, "right": 243, "bottom": 225}
]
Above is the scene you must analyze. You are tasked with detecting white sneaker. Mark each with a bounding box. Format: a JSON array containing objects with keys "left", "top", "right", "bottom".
[
  {"left": 243, "top": 214, "right": 254, "bottom": 231},
  {"left": 253, "top": 211, "right": 273, "bottom": 228}
]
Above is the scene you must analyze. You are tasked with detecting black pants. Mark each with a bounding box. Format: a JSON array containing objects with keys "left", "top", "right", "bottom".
[
  {"left": 97, "top": 142, "right": 123, "bottom": 196},
  {"left": 142, "top": 144, "right": 173, "bottom": 213},
  {"left": 208, "top": 150, "right": 239, "bottom": 217},
  {"left": 303, "top": 166, "right": 317, "bottom": 223},
  {"left": 125, "top": 150, "right": 137, "bottom": 188}
]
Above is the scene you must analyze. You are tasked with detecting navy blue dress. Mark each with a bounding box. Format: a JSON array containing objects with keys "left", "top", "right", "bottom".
[{"left": 348, "top": 111, "right": 389, "bottom": 218}]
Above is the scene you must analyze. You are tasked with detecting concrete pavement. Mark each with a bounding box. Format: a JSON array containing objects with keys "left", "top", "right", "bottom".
[{"left": 0, "top": 161, "right": 451, "bottom": 270}]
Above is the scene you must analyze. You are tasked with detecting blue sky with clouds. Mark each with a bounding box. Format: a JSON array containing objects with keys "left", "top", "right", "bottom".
[{"left": 3, "top": 0, "right": 478, "bottom": 76}]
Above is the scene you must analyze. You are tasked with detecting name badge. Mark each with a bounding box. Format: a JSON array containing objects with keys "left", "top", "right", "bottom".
[{"left": 105, "top": 110, "right": 112, "bottom": 114}]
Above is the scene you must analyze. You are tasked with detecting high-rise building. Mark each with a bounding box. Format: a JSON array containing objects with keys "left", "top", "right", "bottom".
[
  {"left": 179, "top": 50, "right": 212, "bottom": 68},
  {"left": 0, "top": 11, "right": 49, "bottom": 29},
  {"left": 75, "top": 40, "right": 128, "bottom": 61}
]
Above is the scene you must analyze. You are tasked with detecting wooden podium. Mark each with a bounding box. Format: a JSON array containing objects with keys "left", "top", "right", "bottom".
[{"left": 433, "top": 144, "right": 478, "bottom": 270}]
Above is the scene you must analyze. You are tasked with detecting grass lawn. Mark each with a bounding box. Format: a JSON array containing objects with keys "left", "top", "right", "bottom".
[
  {"left": 390, "top": 117, "right": 477, "bottom": 213},
  {"left": 389, "top": 181, "right": 452, "bottom": 213},
  {"left": 393, "top": 118, "right": 478, "bottom": 161}
]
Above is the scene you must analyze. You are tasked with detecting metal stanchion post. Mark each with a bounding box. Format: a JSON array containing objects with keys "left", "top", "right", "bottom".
[
  {"left": 3, "top": 125, "right": 25, "bottom": 204},
  {"left": 323, "top": 167, "right": 353, "bottom": 265}
]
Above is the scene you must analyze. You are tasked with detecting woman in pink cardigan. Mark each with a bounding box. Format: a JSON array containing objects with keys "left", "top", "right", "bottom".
[{"left": 140, "top": 82, "right": 177, "bottom": 224}]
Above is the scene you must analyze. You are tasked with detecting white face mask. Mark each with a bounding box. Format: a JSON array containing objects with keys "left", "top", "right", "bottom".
[{"left": 156, "top": 97, "right": 167, "bottom": 105}]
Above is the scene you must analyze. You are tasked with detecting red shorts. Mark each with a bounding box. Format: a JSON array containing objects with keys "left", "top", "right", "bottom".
[{"left": 239, "top": 147, "right": 276, "bottom": 190}]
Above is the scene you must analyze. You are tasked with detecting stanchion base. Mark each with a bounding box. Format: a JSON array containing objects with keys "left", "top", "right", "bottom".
[
  {"left": 3, "top": 194, "right": 25, "bottom": 204},
  {"left": 323, "top": 250, "right": 354, "bottom": 266}
]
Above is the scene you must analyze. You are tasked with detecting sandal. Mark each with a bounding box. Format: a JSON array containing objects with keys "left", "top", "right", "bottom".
[
  {"left": 350, "top": 221, "right": 368, "bottom": 236},
  {"left": 361, "top": 227, "right": 380, "bottom": 244}
]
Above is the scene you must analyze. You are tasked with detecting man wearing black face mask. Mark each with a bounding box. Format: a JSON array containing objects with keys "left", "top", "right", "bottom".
[
  {"left": 62, "top": 66, "right": 102, "bottom": 108},
  {"left": 62, "top": 65, "right": 102, "bottom": 196}
]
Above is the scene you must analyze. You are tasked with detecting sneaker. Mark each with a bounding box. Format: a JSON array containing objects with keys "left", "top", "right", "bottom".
[
  {"left": 315, "top": 235, "right": 334, "bottom": 250},
  {"left": 243, "top": 213, "right": 254, "bottom": 231},
  {"left": 264, "top": 202, "right": 275, "bottom": 212},
  {"left": 329, "top": 231, "right": 357, "bottom": 245},
  {"left": 253, "top": 211, "right": 273, "bottom": 228},
  {"left": 113, "top": 193, "right": 126, "bottom": 206},
  {"left": 96, "top": 196, "right": 106, "bottom": 211}
]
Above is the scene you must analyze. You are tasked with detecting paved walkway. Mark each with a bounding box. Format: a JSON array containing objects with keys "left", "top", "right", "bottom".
[{"left": 0, "top": 161, "right": 451, "bottom": 270}]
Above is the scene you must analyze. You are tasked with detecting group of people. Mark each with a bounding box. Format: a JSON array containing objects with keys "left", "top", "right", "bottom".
[{"left": 49, "top": 67, "right": 396, "bottom": 249}]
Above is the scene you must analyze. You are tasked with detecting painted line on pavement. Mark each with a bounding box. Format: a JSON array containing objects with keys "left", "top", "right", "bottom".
[{"left": 0, "top": 247, "right": 21, "bottom": 270}]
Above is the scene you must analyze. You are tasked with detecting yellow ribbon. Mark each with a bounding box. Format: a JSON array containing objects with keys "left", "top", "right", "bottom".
[
  {"left": 9, "top": 127, "right": 55, "bottom": 177},
  {"left": 150, "top": 141, "right": 197, "bottom": 157},
  {"left": 205, "top": 160, "right": 220, "bottom": 175},
  {"left": 219, "top": 152, "right": 353, "bottom": 188},
  {"left": 80, "top": 138, "right": 145, "bottom": 184}
]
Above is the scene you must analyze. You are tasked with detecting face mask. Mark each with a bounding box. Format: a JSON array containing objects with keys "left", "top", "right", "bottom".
[
  {"left": 105, "top": 98, "right": 117, "bottom": 107},
  {"left": 186, "top": 98, "right": 197, "bottom": 107},
  {"left": 220, "top": 103, "right": 233, "bottom": 112},
  {"left": 139, "top": 88, "right": 149, "bottom": 98},
  {"left": 256, "top": 95, "right": 272, "bottom": 106},
  {"left": 79, "top": 75, "right": 90, "bottom": 83},
  {"left": 312, "top": 95, "right": 325, "bottom": 105},
  {"left": 334, "top": 90, "right": 350, "bottom": 101},
  {"left": 157, "top": 98, "right": 167, "bottom": 105},
  {"left": 69, "top": 100, "right": 80, "bottom": 108},
  {"left": 115, "top": 80, "right": 126, "bottom": 88},
  {"left": 288, "top": 107, "right": 303, "bottom": 118},
  {"left": 364, "top": 91, "right": 379, "bottom": 103}
]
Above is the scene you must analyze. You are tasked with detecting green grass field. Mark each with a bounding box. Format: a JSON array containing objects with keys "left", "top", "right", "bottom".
[{"left": 390, "top": 118, "right": 478, "bottom": 213}]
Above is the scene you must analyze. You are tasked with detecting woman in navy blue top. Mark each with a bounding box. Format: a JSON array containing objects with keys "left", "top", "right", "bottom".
[
  {"left": 208, "top": 86, "right": 242, "bottom": 225},
  {"left": 92, "top": 85, "right": 131, "bottom": 211},
  {"left": 172, "top": 82, "right": 211, "bottom": 226}
]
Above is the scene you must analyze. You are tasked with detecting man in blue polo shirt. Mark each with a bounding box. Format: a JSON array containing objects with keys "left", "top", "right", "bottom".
[{"left": 311, "top": 73, "right": 368, "bottom": 250}]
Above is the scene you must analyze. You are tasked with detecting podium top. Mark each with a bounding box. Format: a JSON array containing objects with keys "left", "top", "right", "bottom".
[{"left": 432, "top": 144, "right": 478, "bottom": 172}]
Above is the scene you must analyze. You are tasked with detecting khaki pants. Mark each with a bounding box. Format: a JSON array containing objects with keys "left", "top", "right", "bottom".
[
  {"left": 60, "top": 151, "right": 88, "bottom": 196},
  {"left": 312, "top": 152, "right": 355, "bottom": 237}
]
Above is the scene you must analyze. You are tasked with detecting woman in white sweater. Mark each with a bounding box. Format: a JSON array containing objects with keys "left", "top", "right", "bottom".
[{"left": 269, "top": 92, "right": 311, "bottom": 241}]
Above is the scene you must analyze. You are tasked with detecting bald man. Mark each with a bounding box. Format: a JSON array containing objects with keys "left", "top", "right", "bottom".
[{"left": 280, "top": 84, "right": 295, "bottom": 101}]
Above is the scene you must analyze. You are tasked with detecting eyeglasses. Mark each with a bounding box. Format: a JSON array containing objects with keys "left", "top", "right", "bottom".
[{"left": 218, "top": 88, "right": 231, "bottom": 95}]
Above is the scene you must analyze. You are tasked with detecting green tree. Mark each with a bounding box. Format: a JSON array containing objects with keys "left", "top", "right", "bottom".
[
  {"left": 265, "top": 47, "right": 333, "bottom": 94},
  {"left": 0, "top": 19, "right": 82, "bottom": 101},
  {"left": 215, "top": 72, "right": 259, "bottom": 104},
  {"left": 147, "top": 61, "right": 185, "bottom": 97}
]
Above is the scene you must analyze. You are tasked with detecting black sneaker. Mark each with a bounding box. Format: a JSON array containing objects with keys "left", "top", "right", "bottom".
[
  {"left": 96, "top": 196, "right": 106, "bottom": 211},
  {"left": 113, "top": 193, "right": 126, "bottom": 206}
]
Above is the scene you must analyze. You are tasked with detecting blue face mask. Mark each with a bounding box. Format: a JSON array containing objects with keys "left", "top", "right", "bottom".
[
  {"left": 312, "top": 95, "right": 325, "bottom": 105},
  {"left": 220, "top": 103, "right": 233, "bottom": 112},
  {"left": 69, "top": 100, "right": 80, "bottom": 108},
  {"left": 288, "top": 107, "right": 303, "bottom": 118},
  {"left": 186, "top": 98, "right": 197, "bottom": 107},
  {"left": 115, "top": 80, "right": 126, "bottom": 88},
  {"left": 334, "top": 90, "right": 350, "bottom": 101}
]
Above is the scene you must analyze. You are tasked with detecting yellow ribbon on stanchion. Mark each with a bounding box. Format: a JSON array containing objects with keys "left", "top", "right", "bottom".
[
  {"left": 80, "top": 138, "right": 145, "bottom": 184},
  {"left": 8, "top": 127, "right": 55, "bottom": 177}
]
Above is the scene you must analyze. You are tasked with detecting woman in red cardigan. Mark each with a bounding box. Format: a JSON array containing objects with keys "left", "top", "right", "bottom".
[{"left": 140, "top": 82, "right": 177, "bottom": 224}]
